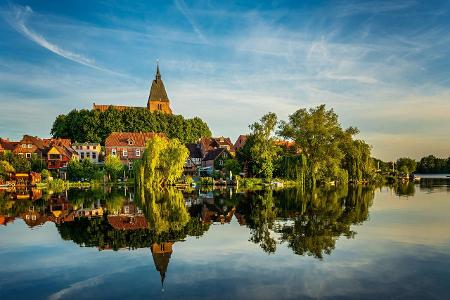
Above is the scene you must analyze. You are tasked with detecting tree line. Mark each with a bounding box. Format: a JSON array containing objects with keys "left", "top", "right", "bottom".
[
  {"left": 51, "top": 107, "right": 212, "bottom": 144},
  {"left": 237, "top": 105, "right": 377, "bottom": 187}
]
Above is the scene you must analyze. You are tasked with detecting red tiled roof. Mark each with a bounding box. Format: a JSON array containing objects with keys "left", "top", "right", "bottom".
[
  {"left": 107, "top": 215, "right": 149, "bottom": 230},
  {"left": 105, "top": 132, "right": 165, "bottom": 148}
]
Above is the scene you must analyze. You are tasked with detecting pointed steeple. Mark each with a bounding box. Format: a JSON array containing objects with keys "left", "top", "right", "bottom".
[
  {"left": 156, "top": 62, "right": 161, "bottom": 81},
  {"left": 148, "top": 63, "right": 169, "bottom": 103}
]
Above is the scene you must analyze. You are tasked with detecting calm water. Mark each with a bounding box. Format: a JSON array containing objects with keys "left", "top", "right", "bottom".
[{"left": 1, "top": 182, "right": 450, "bottom": 300}]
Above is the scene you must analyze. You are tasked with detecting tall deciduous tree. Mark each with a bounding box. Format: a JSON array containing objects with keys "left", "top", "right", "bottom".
[
  {"left": 396, "top": 157, "right": 417, "bottom": 176},
  {"left": 279, "top": 105, "right": 350, "bottom": 186},
  {"left": 104, "top": 155, "right": 124, "bottom": 181},
  {"left": 248, "top": 113, "right": 279, "bottom": 180}
]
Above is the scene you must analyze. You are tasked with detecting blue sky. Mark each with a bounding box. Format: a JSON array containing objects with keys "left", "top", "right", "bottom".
[{"left": 0, "top": 0, "right": 449, "bottom": 160}]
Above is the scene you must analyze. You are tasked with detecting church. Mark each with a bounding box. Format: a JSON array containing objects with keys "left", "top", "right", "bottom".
[{"left": 93, "top": 64, "right": 173, "bottom": 114}]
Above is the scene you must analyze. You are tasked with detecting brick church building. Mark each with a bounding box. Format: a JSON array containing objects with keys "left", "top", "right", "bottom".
[{"left": 93, "top": 63, "right": 172, "bottom": 114}]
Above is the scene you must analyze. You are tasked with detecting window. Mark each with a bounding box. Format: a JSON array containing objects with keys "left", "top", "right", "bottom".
[
  {"left": 87, "top": 145, "right": 90, "bottom": 150},
  {"left": 222, "top": 152, "right": 227, "bottom": 158},
  {"left": 80, "top": 152, "right": 85, "bottom": 159},
  {"left": 26, "top": 153, "right": 31, "bottom": 158},
  {"left": 111, "top": 149, "right": 116, "bottom": 156},
  {"left": 22, "top": 144, "right": 26, "bottom": 148},
  {"left": 135, "top": 149, "right": 140, "bottom": 157},
  {"left": 86, "top": 152, "right": 90, "bottom": 159},
  {"left": 128, "top": 162, "right": 133, "bottom": 170},
  {"left": 92, "top": 152, "right": 97, "bottom": 159},
  {"left": 123, "top": 150, "right": 128, "bottom": 157},
  {"left": 128, "top": 139, "right": 134, "bottom": 145},
  {"left": 28, "top": 144, "right": 33, "bottom": 148},
  {"left": 219, "top": 160, "right": 223, "bottom": 166}
]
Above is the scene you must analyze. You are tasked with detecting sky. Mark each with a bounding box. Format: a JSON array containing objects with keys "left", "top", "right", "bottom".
[{"left": 0, "top": 0, "right": 449, "bottom": 161}]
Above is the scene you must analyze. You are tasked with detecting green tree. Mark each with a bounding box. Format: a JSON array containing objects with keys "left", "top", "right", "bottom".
[
  {"left": 279, "top": 105, "right": 352, "bottom": 187},
  {"left": 223, "top": 159, "right": 241, "bottom": 177},
  {"left": 0, "top": 160, "right": 15, "bottom": 180},
  {"left": 396, "top": 157, "right": 417, "bottom": 176},
  {"left": 248, "top": 112, "right": 279, "bottom": 180},
  {"left": 136, "top": 136, "right": 189, "bottom": 187},
  {"left": 51, "top": 107, "right": 211, "bottom": 144},
  {"left": 104, "top": 155, "right": 124, "bottom": 181}
]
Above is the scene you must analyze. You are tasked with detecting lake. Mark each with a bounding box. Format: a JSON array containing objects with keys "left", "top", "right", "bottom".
[{"left": 1, "top": 182, "right": 450, "bottom": 300}]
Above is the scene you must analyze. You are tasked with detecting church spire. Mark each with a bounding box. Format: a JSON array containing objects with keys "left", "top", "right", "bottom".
[{"left": 156, "top": 61, "right": 161, "bottom": 81}]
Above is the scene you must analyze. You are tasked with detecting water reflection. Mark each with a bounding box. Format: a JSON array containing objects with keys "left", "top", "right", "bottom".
[{"left": 1, "top": 185, "right": 376, "bottom": 258}]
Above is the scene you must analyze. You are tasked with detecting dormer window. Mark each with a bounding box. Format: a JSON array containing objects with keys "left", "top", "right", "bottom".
[
  {"left": 127, "top": 139, "right": 134, "bottom": 146},
  {"left": 111, "top": 149, "right": 116, "bottom": 156}
]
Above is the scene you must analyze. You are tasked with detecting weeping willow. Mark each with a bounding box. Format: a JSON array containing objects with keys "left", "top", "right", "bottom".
[
  {"left": 136, "top": 187, "right": 190, "bottom": 235},
  {"left": 275, "top": 153, "right": 308, "bottom": 187},
  {"left": 135, "top": 135, "right": 189, "bottom": 188}
]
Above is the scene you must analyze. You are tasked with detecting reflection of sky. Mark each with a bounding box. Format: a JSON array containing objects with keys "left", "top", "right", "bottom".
[{"left": 1, "top": 186, "right": 450, "bottom": 299}]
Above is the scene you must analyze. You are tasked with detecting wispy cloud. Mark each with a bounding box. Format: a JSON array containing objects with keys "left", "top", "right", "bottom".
[
  {"left": 4, "top": 5, "right": 121, "bottom": 75},
  {"left": 174, "top": 0, "right": 208, "bottom": 44}
]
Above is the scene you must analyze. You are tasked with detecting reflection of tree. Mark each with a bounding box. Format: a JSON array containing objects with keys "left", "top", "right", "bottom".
[
  {"left": 136, "top": 188, "right": 190, "bottom": 235},
  {"left": 245, "top": 190, "right": 277, "bottom": 254},
  {"left": 274, "top": 185, "right": 374, "bottom": 259},
  {"left": 395, "top": 182, "right": 415, "bottom": 196},
  {"left": 56, "top": 214, "right": 209, "bottom": 250}
]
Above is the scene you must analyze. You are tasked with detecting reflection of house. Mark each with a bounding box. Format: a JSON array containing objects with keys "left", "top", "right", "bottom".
[
  {"left": 201, "top": 203, "right": 236, "bottom": 224},
  {"left": 73, "top": 142, "right": 101, "bottom": 164},
  {"left": 107, "top": 215, "right": 148, "bottom": 230},
  {"left": 93, "top": 64, "right": 173, "bottom": 114},
  {"left": 22, "top": 208, "right": 48, "bottom": 228},
  {"left": 0, "top": 215, "right": 15, "bottom": 226},
  {"left": 105, "top": 132, "right": 164, "bottom": 169},
  {"left": 12, "top": 172, "right": 41, "bottom": 187},
  {"left": 47, "top": 195, "right": 74, "bottom": 224},
  {"left": 151, "top": 242, "right": 173, "bottom": 290}
]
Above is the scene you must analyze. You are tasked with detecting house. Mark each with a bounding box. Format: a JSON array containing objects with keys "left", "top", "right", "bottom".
[
  {"left": 184, "top": 143, "right": 203, "bottom": 175},
  {"left": 0, "top": 138, "right": 17, "bottom": 155},
  {"left": 73, "top": 142, "right": 102, "bottom": 163},
  {"left": 13, "top": 135, "right": 46, "bottom": 158},
  {"left": 199, "top": 137, "right": 235, "bottom": 156},
  {"left": 234, "top": 135, "right": 248, "bottom": 151},
  {"left": 93, "top": 63, "right": 173, "bottom": 114},
  {"left": 47, "top": 145, "right": 78, "bottom": 170},
  {"left": 202, "top": 148, "right": 233, "bottom": 170},
  {"left": 105, "top": 132, "right": 164, "bottom": 169}
]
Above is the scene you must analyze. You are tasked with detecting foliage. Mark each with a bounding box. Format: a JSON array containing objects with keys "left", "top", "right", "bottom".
[
  {"left": 104, "top": 155, "right": 124, "bottom": 181},
  {"left": 0, "top": 160, "right": 15, "bottom": 180},
  {"left": 0, "top": 152, "right": 31, "bottom": 172},
  {"left": 278, "top": 104, "right": 375, "bottom": 187},
  {"left": 223, "top": 159, "right": 241, "bottom": 177},
  {"left": 416, "top": 155, "right": 449, "bottom": 174},
  {"left": 51, "top": 108, "right": 211, "bottom": 144},
  {"left": 41, "top": 169, "right": 52, "bottom": 181},
  {"left": 396, "top": 157, "right": 417, "bottom": 176},
  {"left": 30, "top": 153, "right": 45, "bottom": 172},
  {"left": 246, "top": 113, "right": 280, "bottom": 180},
  {"left": 67, "top": 158, "right": 102, "bottom": 181},
  {"left": 136, "top": 136, "right": 189, "bottom": 187}
]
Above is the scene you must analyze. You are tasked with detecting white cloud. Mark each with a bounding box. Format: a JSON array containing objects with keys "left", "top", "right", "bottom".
[{"left": 4, "top": 5, "right": 121, "bottom": 75}]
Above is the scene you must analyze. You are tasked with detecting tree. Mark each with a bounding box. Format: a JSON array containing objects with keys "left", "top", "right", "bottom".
[
  {"left": 248, "top": 113, "right": 279, "bottom": 180},
  {"left": 0, "top": 161, "right": 15, "bottom": 181},
  {"left": 136, "top": 136, "right": 189, "bottom": 187},
  {"left": 104, "top": 155, "right": 124, "bottom": 181},
  {"left": 223, "top": 159, "right": 241, "bottom": 177},
  {"left": 279, "top": 105, "right": 357, "bottom": 187},
  {"left": 51, "top": 107, "right": 212, "bottom": 144},
  {"left": 396, "top": 157, "right": 417, "bottom": 176}
]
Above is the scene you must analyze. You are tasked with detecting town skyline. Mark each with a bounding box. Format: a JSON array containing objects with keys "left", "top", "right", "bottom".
[{"left": 1, "top": 1, "right": 450, "bottom": 161}]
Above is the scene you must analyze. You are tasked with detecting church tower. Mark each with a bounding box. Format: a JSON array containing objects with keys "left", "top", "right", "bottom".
[{"left": 147, "top": 64, "right": 173, "bottom": 114}]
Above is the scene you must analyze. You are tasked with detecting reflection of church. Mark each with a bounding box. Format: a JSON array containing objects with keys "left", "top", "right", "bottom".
[{"left": 151, "top": 242, "right": 174, "bottom": 291}]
